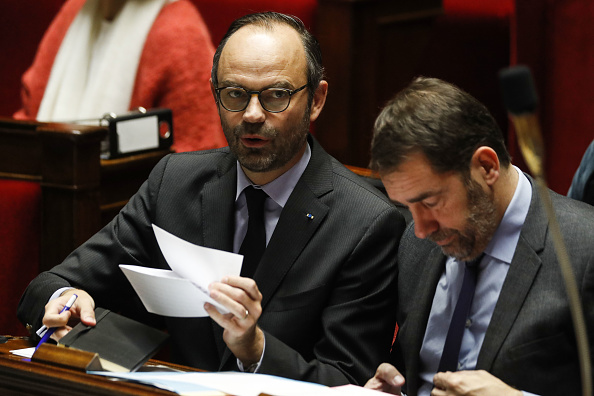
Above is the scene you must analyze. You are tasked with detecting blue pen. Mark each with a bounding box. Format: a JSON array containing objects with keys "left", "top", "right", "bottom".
[{"left": 35, "top": 293, "right": 78, "bottom": 351}]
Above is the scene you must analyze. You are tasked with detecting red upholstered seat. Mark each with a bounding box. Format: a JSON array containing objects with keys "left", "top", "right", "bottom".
[{"left": 0, "top": 180, "right": 41, "bottom": 336}]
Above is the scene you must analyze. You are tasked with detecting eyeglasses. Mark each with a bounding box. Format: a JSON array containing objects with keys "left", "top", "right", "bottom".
[{"left": 215, "top": 84, "right": 308, "bottom": 113}]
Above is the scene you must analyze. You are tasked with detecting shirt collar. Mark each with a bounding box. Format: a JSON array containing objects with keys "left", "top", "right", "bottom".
[
  {"left": 483, "top": 166, "right": 532, "bottom": 264},
  {"left": 235, "top": 141, "right": 311, "bottom": 208}
]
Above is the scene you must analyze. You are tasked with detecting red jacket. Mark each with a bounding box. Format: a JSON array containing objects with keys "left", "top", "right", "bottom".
[{"left": 14, "top": 0, "right": 227, "bottom": 152}]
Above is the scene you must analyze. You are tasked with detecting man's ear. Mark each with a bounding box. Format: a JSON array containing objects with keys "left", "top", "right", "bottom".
[
  {"left": 209, "top": 79, "right": 218, "bottom": 105},
  {"left": 472, "top": 146, "right": 500, "bottom": 185},
  {"left": 309, "top": 80, "right": 328, "bottom": 122}
]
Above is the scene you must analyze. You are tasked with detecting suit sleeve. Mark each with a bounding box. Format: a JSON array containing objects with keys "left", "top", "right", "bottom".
[{"left": 17, "top": 154, "right": 171, "bottom": 335}]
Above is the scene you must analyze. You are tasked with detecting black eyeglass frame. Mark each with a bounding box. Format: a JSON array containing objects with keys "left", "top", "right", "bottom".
[{"left": 215, "top": 84, "right": 308, "bottom": 113}]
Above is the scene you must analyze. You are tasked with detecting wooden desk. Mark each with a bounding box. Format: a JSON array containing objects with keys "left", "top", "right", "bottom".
[
  {"left": 0, "top": 338, "right": 196, "bottom": 395},
  {"left": 0, "top": 118, "right": 171, "bottom": 272}
]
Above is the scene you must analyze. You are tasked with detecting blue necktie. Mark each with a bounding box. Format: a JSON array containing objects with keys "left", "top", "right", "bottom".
[
  {"left": 438, "top": 255, "right": 483, "bottom": 372},
  {"left": 238, "top": 186, "right": 268, "bottom": 278}
]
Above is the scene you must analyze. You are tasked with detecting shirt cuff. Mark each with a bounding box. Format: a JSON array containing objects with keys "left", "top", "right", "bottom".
[
  {"left": 50, "top": 287, "right": 74, "bottom": 302},
  {"left": 236, "top": 334, "right": 266, "bottom": 373},
  {"left": 36, "top": 287, "right": 75, "bottom": 337}
]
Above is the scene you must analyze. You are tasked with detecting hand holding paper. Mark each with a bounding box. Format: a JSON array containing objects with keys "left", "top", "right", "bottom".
[{"left": 120, "top": 224, "right": 243, "bottom": 317}]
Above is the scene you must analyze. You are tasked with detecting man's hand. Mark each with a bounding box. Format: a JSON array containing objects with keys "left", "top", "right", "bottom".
[
  {"left": 432, "top": 370, "right": 523, "bottom": 396},
  {"left": 204, "top": 276, "right": 264, "bottom": 367},
  {"left": 42, "top": 289, "right": 96, "bottom": 341},
  {"left": 364, "top": 363, "right": 406, "bottom": 395}
]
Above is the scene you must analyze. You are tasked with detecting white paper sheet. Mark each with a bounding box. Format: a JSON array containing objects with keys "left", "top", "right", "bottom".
[
  {"left": 90, "top": 371, "right": 384, "bottom": 396},
  {"left": 180, "top": 372, "right": 328, "bottom": 396},
  {"left": 10, "top": 347, "right": 35, "bottom": 358},
  {"left": 90, "top": 371, "right": 330, "bottom": 396},
  {"left": 119, "top": 224, "right": 243, "bottom": 317}
]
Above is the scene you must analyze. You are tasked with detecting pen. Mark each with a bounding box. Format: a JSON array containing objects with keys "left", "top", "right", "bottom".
[{"left": 35, "top": 293, "right": 78, "bottom": 351}]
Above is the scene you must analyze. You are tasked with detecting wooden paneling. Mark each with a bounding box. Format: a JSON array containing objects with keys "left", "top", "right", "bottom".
[
  {"left": 315, "top": 0, "right": 443, "bottom": 167},
  {"left": 0, "top": 118, "right": 170, "bottom": 272}
]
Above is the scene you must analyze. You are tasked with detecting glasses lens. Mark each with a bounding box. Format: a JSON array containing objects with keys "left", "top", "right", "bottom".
[
  {"left": 219, "top": 88, "right": 249, "bottom": 111},
  {"left": 260, "top": 88, "right": 291, "bottom": 112}
]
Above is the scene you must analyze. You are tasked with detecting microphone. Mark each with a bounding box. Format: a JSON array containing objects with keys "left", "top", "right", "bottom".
[
  {"left": 499, "top": 65, "right": 592, "bottom": 396},
  {"left": 499, "top": 65, "right": 545, "bottom": 179}
]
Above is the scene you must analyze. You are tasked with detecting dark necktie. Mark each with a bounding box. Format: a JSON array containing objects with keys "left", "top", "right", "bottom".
[
  {"left": 438, "top": 255, "right": 483, "bottom": 373},
  {"left": 238, "top": 186, "right": 268, "bottom": 278}
]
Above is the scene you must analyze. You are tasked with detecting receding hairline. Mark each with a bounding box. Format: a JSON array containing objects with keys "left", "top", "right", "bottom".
[
  {"left": 217, "top": 23, "right": 308, "bottom": 80},
  {"left": 229, "top": 22, "right": 304, "bottom": 46}
]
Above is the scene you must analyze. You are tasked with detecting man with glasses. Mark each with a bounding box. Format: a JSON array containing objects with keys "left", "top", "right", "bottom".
[
  {"left": 215, "top": 84, "right": 308, "bottom": 114},
  {"left": 18, "top": 12, "right": 405, "bottom": 386}
]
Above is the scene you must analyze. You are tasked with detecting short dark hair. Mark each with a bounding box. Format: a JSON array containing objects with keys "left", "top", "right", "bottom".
[
  {"left": 370, "top": 77, "right": 511, "bottom": 177},
  {"left": 211, "top": 12, "right": 324, "bottom": 105}
]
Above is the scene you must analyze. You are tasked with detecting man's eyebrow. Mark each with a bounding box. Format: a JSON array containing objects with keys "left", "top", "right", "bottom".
[
  {"left": 407, "top": 190, "right": 440, "bottom": 204},
  {"left": 217, "top": 80, "right": 242, "bottom": 88},
  {"left": 259, "top": 81, "right": 292, "bottom": 88},
  {"left": 217, "top": 80, "right": 294, "bottom": 89}
]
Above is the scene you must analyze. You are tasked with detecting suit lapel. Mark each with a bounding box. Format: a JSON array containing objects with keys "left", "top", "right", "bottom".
[
  {"left": 255, "top": 136, "right": 332, "bottom": 310},
  {"left": 477, "top": 180, "right": 545, "bottom": 370},
  {"left": 404, "top": 247, "right": 447, "bottom": 395},
  {"left": 201, "top": 159, "right": 237, "bottom": 252},
  {"left": 255, "top": 183, "right": 328, "bottom": 310},
  {"left": 200, "top": 155, "right": 238, "bottom": 361},
  {"left": 219, "top": 192, "right": 329, "bottom": 368},
  {"left": 219, "top": 136, "right": 333, "bottom": 369}
]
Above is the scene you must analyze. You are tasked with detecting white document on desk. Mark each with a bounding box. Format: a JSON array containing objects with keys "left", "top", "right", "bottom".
[
  {"left": 119, "top": 224, "right": 243, "bottom": 317},
  {"left": 90, "top": 371, "right": 387, "bottom": 396},
  {"left": 91, "top": 371, "right": 330, "bottom": 396}
]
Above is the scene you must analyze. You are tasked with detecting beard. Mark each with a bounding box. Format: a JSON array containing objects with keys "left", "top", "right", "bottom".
[
  {"left": 221, "top": 107, "right": 311, "bottom": 173},
  {"left": 428, "top": 177, "right": 498, "bottom": 262}
]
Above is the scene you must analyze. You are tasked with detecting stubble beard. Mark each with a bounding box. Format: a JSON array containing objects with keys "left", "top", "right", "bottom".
[
  {"left": 221, "top": 107, "right": 311, "bottom": 173},
  {"left": 429, "top": 177, "right": 499, "bottom": 262}
]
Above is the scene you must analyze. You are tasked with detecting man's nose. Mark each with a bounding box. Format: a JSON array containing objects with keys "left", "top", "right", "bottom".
[
  {"left": 243, "top": 94, "right": 266, "bottom": 123},
  {"left": 411, "top": 207, "right": 439, "bottom": 239}
]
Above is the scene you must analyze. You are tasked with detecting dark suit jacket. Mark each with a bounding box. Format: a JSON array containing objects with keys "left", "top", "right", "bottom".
[
  {"left": 392, "top": 175, "right": 594, "bottom": 396},
  {"left": 18, "top": 135, "right": 405, "bottom": 386}
]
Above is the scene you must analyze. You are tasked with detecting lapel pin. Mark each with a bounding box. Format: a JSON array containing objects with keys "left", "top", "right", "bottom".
[{"left": 306, "top": 213, "right": 314, "bottom": 220}]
